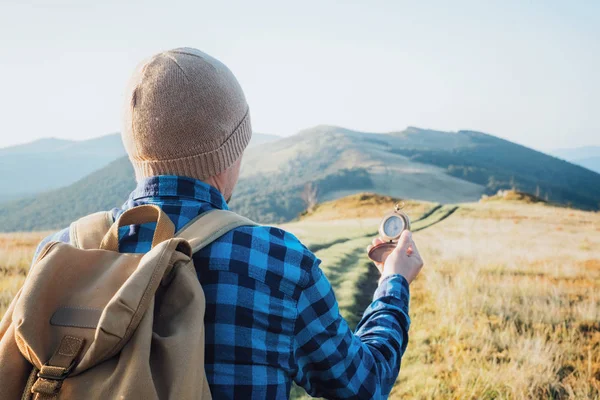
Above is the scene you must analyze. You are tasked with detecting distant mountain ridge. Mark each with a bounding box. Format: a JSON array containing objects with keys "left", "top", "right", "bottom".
[
  {"left": 0, "top": 133, "right": 126, "bottom": 203},
  {"left": 1, "top": 125, "right": 598, "bottom": 232},
  {"left": 0, "top": 132, "right": 279, "bottom": 203},
  {"left": 552, "top": 146, "right": 600, "bottom": 161},
  {"left": 575, "top": 157, "right": 600, "bottom": 174},
  {"left": 0, "top": 138, "right": 75, "bottom": 155},
  {"left": 551, "top": 146, "right": 600, "bottom": 173}
]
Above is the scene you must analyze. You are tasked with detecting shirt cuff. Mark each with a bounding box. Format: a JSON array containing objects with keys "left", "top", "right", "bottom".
[{"left": 374, "top": 274, "right": 410, "bottom": 306}]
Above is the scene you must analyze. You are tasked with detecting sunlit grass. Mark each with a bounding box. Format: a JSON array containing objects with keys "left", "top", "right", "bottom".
[
  {"left": 0, "top": 232, "right": 48, "bottom": 316},
  {"left": 389, "top": 202, "right": 600, "bottom": 399},
  {"left": 1, "top": 201, "right": 599, "bottom": 399},
  {"left": 286, "top": 201, "right": 599, "bottom": 399}
]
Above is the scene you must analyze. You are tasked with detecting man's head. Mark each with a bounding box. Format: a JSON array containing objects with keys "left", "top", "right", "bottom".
[{"left": 122, "top": 47, "right": 251, "bottom": 201}]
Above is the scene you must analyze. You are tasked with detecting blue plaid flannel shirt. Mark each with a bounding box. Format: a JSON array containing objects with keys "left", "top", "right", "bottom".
[{"left": 35, "top": 175, "right": 411, "bottom": 399}]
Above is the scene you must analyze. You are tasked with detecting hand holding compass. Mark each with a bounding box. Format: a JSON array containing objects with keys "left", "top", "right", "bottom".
[
  {"left": 368, "top": 203, "right": 411, "bottom": 264},
  {"left": 367, "top": 203, "right": 424, "bottom": 284}
]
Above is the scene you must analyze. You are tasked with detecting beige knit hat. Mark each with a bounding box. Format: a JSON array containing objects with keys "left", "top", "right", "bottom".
[{"left": 122, "top": 47, "right": 252, "bottom": 181}]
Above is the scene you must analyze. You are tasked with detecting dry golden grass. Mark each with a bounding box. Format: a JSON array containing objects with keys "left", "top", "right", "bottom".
[
  {"left": 0, "top": 232, "right": 48, "bottom": 316},
  {"left": 298, "top": 192, "right": 433, "bottom": 222},
  {"left": 392, "top": 202, "right": 600, "bottom": 399},
  {"left": 1, "top": 200, "right": 598, "bottom": 399}
]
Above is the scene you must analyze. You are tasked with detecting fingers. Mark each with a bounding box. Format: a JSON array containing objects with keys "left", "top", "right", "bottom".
[
  {"left": 409, "top": 236, "right": 420, "bottom": 256},
  {"left": 394, "top": 231, "right": 421, "bottom": 261},
  {"left": 367, "top": 237, "right": 385, "bottom": 253},
  {"left": 367, "top": 233, "right": 420, "bottom": 261},
  {"left": 372, "top": 237, "right": 385, "bottom": 246},
  {"left": 395, "top": 230, "right": 412, "bottom": 251}
]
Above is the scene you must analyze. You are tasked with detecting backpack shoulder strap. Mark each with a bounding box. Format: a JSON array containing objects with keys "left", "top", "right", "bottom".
[
  {"left": 69, "top": 209, "right": 256, "bottom": 252},
  {"left": 176, "top": 210, "right": 259, "bottom": 253},
  {"left": 69, "top": 211, "right": 114, "bottom": 249}
]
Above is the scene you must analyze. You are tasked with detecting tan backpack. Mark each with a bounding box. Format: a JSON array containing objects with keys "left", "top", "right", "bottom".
[{"left": 0, "top": 204, "right": 256, "bottom": 400}]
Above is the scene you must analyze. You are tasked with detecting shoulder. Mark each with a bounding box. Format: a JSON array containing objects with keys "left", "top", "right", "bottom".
[{"left": 196, "top": 224, "right": 321, "bottom": 296}]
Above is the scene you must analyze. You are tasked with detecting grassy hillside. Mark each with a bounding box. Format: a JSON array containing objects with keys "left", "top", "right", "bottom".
[
  {"left": 242, "top": 125, "right": 599, "bottom": 212},
  {"left": 297, "top": 192, "right": 434, "bottom": 222},
  {"left": 281, "top": 196, "right": 600, "bottom": 399},
  {"left": 1, "top": 125, "right": 599, "bottom": 232},
  {"left": 391, "top": 129, "right": 600, "bottom": 210},
  {"left": 239, "top": 125, "right": 485, "bottom": 210},
  {"left": 2, "top": 195, "right": 598, "bottom": 398}
]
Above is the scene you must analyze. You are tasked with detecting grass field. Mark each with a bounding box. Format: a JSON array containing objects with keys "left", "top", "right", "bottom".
[
  {"left": 0, "top": 231, "right": 48, "bottom": 317},
  {"left": 286, "top": 197, "right": 600, "bottom": 399},
  {"left": 1, "top": 195, "right": 599, "bottom": 399}
]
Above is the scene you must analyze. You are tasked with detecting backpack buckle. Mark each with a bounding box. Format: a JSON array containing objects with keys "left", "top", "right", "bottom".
[
  {"left": 36, "top": 360, "right": 75, "bottom": 381},
  {"left": 31, "top": 335, "right": 84, "bottom": 396},
  {"left": 32, "top": 362, "right": 76, "bottom": 395}
]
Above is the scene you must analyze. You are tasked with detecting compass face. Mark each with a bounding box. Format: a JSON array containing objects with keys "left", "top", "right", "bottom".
[{"left": 382, "top": 215, "right": 405, "bottom": 239}]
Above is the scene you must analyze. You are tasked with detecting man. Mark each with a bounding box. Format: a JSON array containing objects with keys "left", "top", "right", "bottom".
[{"left": 34, "top": 48, "right": 424, "bottom": 399}]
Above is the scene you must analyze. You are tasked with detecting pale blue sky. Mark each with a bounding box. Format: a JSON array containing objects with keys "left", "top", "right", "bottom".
[{"left": 0, "top": 0, "right": 598, "bottom": 151}]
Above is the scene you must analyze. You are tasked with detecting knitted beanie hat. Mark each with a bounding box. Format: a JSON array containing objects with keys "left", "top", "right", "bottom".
[{"left": 122, "top": 47, "right": 252, "bottom": 181}]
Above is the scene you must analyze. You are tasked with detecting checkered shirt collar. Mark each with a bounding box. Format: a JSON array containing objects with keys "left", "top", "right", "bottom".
[{"left": 127, "top": 175, "right": 229, "bottom": 210}]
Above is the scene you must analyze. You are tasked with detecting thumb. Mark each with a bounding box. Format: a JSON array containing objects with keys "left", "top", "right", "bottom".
[{"left": 394, "top": 230, "right": 412, "bottom": 252}]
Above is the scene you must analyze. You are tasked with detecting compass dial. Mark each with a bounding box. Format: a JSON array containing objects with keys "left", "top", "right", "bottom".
[{"left": 382, "top": 215, "right": 405, "bottom": 239}]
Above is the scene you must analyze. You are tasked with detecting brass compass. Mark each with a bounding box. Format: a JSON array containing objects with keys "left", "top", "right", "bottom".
[{"left": 368, "top": 203, "right": 411, "bottom": 263}]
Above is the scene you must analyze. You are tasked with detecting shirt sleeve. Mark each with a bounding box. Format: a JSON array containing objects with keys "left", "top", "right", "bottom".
[{"left": 292, "top": 262, "right": 411, "bottom": 399}]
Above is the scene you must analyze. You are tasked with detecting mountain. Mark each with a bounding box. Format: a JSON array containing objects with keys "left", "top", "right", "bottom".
[
  {"left": 0, "top": 133, "right": 282, "bottom": 231},
  {"left": 387, "top": 128, "right": 600, "bottom": 209},
  {"left": 551, "top": 146, "right": 600, "bottom": 173},
  {"left": 0, "top": 157, "right": 135, "bottom": 232},
  {"left": 234, "top": 125, "right": 600, "bottom": 221},
  {"left": 247, "top": 133, "right": 281, "bottom": 147},
  {"left": 575, "top": 157, "right": 600, "bottom": 174},
  {"left": 551, "top": 145, "right": 600, "bottom": 161},
  {"left": 0, "top": 132, "right": 281, "bottom": 204},
  {"left": 232, "top": 125, "right": 485, "bottom": 222},
  {"left": 0, "top": 138, "right": 76, "bottom": 155},
  {"left": 1, "top": 125, "right": 599, "bottom": 232},
  {"left": 0, "top": 134, "right": 126, "bottom": 203}
]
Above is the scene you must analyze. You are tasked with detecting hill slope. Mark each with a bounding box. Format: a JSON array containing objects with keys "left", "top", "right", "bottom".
[
  {"left": 1, "top": 125, "right": 599, "bottom": 232},
  {"left": 234, "top": 125, "right": 600, "bottom": 220},
  {"left": 0, "top": 157, "right": 135, "bottom": 232},
  {"left": 552, "top": 145, "right": 600, "bottom": 173},
  {"left": 391, "top": 128, "right": 600, "bottom": 209},
  {"left": 0, "top": 134, "right": 126, "bottom": 202},
  {"left": 0, "top": 138, "right": 76, "bottom": 155},
  {"left": 233, "top": 125, "right": 485, "bottom": 222},
  {"left": 552, "top": 145, "right": 600, "bottom": 161},
  {"left": 0, "top": 132, "right": 281, "bottom": 204},
  {"left": 576, "top": 156, "right": 600, "bottom": 174},
  {"left": 246, "top": 133, "right": 281, "bottom": 147},
  {"left": 0, "top": 133, "right": 282, "bottom": 231},
  {"left": 281, "top": 197, "right": 600, "bottom": 399}
]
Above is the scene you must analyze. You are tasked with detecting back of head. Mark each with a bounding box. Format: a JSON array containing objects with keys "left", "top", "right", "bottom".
[{"left": 122, "top": 47, "right": 251, "bottom": 181}]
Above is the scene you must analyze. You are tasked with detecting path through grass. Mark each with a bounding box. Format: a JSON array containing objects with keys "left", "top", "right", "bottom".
[{"left": 289, "top": 204, "right": 460, "bottom": 399}]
